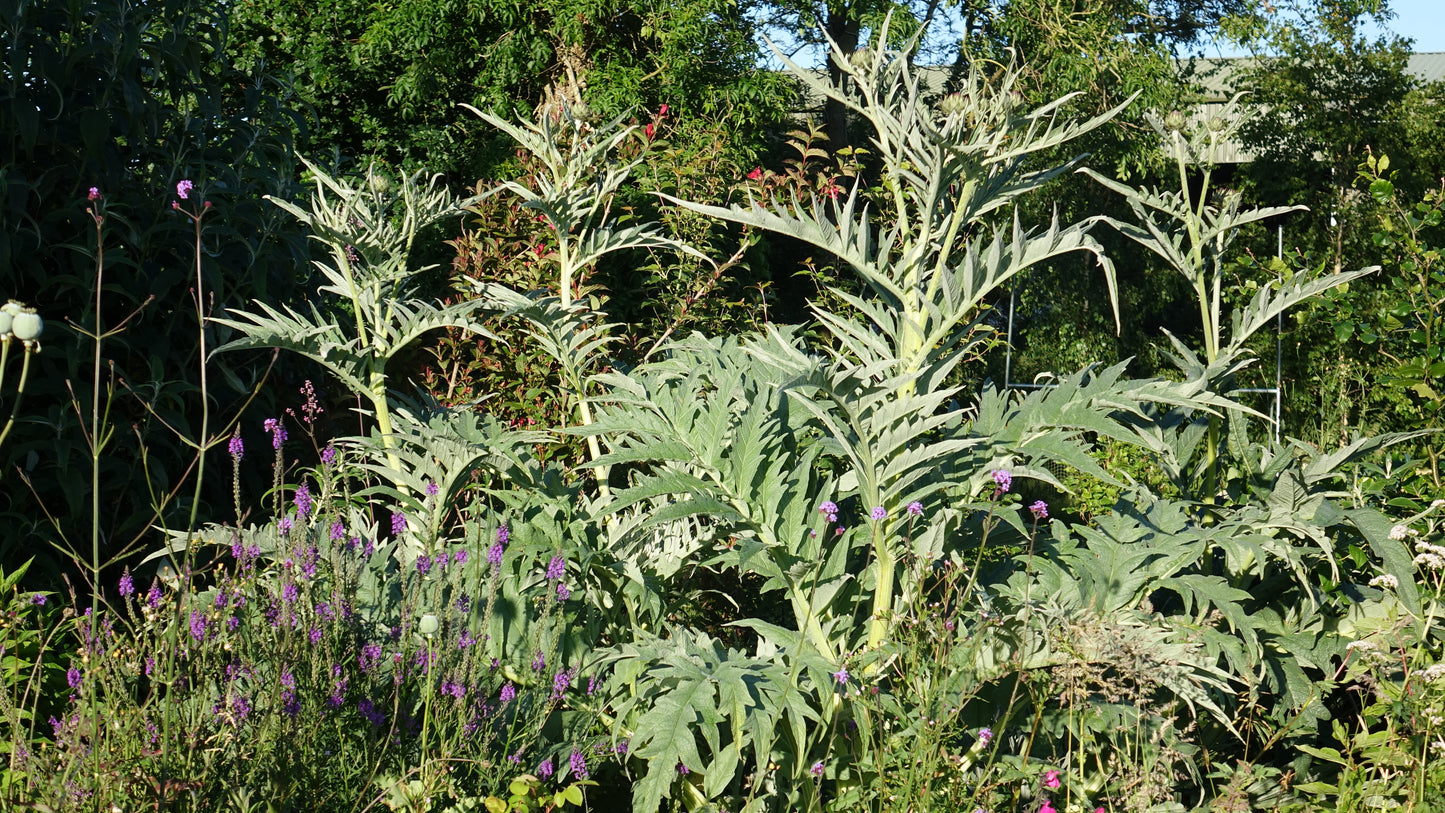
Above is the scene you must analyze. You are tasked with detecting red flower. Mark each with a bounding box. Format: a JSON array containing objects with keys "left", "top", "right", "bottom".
[
  {"left": 659, "top": 104, "right": 669, "bottom": 117},
  {"left": 747, "top": 167, "right": 763, "bottom": 181},
  {"left": 644, "top": 123, "right": 655, "bottom": 140}
]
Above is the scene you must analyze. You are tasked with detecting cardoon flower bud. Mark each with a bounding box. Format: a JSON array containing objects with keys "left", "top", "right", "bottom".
[
  {"left": 940, "top": 93, "right": 968, "bottom": 116},
  {"left": 1163, "top": 110, "right": 1187, "bottom": 132}
]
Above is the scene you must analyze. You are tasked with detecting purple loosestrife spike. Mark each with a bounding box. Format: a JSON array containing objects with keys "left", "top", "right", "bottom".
[
  {"left": 453, "top": 550, "right": 467, "bottom": 565},
  {"left": 416, "top": 556, "right": 431, "bottom": 576},
  {"left": 532, "top": 651, "right": 546, "bottom": 672},
  {"left": 545, "top": 555, "right": 565, "bottom": 581},
  {"left": 118, "top": 570, "right": 134, "bottom": 597},
  {"left": 556, "top": 582, "right": 570, "bottom": 602},
  {"left": 189, "top": 611, "right": 206, "bottom": 642},
  {"left": 146, "top": 583, "right": 162, "bottom": 609},
  {"left": 499, "top": 683, "right": 516, "bottom": 704},
  {"left": 330, "top": 520, "right": 344, "bottom": 541},
  {"left": 538, "top": 758, "right": 553, "bottom": 779},
  {"left": 1029, "top": 500, "right": 1049, "bottom": 520},
  {"left": 321, "top": 444, "right": 336, "bottom": 466},
  {"left": 228, "top": 434, "right": 243, "bottom": 460},
  {"left": 425, "top": 479, "right": 439, "bottom": 497},
  {"left": 487, "top": 543, "right": 503, "bottom": 565},
  {"left": 551, "top": 670, "right": 570, "bottom": 698},
  {"left": 294, "top": 483, "right": 311, "bottom": 520},
  {"left": 907, "top": 501, "right": 924, "bottom": 517},
  {"left": 496, "top": 525, "right": 510, "bottom": 546},
  {"left": 570, "top": 750, "right": 588, "bottom": 780},
  {"left": 391, "top": 510, "right": 406, "bottom": 536},
  {"left": 870, "top": 506, "right": 886, "bottom": 521},
  {"left": 67, "top": 667, "right": 81, "bottom": 689},
  {"left": 263, "top": 417, "right": 286, "bottom": 449},
  {"left": 176, "top": 179, "right": 193, "bottom": 200},
  {"left": 278, "top": 517, "right": 292, "bottom": 535},
  {"left": 992, "top": 469, "right": 1012, "bottom": 493}
]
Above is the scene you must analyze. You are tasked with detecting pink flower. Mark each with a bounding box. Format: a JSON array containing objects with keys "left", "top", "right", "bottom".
[
  {"left": 747, "top": 167, "right": 762, "bottom": 181},
  {"left": 176, "top": 179, "right": 194, "bottom": 200},
  {"left": 1030, "top": 500, "right": 1049, "bottom": 519},
  {"left": 87, "top": 187, "right": 100, "bottom": 201},
  {"left": 658, "top": 104, "right": 669, "bottom": 117},
  {"left": 1043, "top": 769, "right": 1061, "bottom": 789},
  {"left": 1040, "top": 801, "right": 1056, "bottom": 813},
  {"left": 644, "top": 122, "right": 655, "bottom": 140}
]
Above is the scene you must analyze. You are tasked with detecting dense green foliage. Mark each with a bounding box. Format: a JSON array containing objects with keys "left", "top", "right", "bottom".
[{"left": 1, "top": 0, "right": 1443, "bottom": 811}]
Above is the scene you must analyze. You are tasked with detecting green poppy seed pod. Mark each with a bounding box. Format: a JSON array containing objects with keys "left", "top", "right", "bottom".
[
  {"left": 1164, "top": 110, "right": 1187, "bottom": 132},
  {"left": 11, "top": 307, "right": 41, "bottom": 342},
  {"left": 417, "top": 613, "right": 438, "bottom": 636}
]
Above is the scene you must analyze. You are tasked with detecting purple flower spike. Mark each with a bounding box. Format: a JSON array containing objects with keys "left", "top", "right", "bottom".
[
  {"left": 570, "top": 750, "right": 588, "bottom": 780},
  {"left": 1029, "top": 500, "right": 1049, "bottom": 520},
  {"left": 263, "top": 417, "right": 286, "bottom": 449},
  {"left": 545, "top": 555, "right": 565, "bottom": 581},
  {"left": 391, "top": 510, "right": 406, "bottom": 536},
  {"left": 992, "top": 469, "right": 1012, "bottom": 493},
  {"left": 321, "top": 444, "right": 337, "bottom": 466},
  {"left": 556, "top": 582, "right": 570, "bottom": 602},
  {"left": 487, "top": 543, "right": 504, "bottom": 566},
  {"left": 119, "top": 569, "right": 134, "bottom": 598},
  {"left": 228, "top": 434, "right": 243, "bottom": 460},
  {"left": 538, "top": 758, "right": 553, "bottom": 779},
  {"left": 67, "top": 667, "right": 82, "bottom": 689},
  {"left": 425, "top": 479, "right": 439, "bottom": 497},
  {"left": 499, "top": 683, "right": 516, "bottom": 704}
]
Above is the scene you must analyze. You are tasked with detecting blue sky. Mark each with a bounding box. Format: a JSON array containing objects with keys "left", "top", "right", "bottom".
[{"left": 1366, "top": 0, "right": 1445, "bottom": 51}]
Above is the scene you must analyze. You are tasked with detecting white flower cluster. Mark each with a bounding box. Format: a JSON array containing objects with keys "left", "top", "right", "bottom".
[
  {"left": 1368, "top": 573, "right": 1400, "bottom": 590},
  {"left": 1421, "top": 663, "right": 1445, "bottom": 683},
  {"left": 1390, "top": 524, "right": 1415, "bottom": 541},
  {"left": 1414, "top": 539, "right": 1445, "bottom": 571}
]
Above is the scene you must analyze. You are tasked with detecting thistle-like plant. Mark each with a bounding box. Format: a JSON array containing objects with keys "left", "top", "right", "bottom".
[
  {"left": 462, "top": 104, "right": 708, "bottom": 486},
  {"left": 664, "top": 20, "right": 1132, "bottom": 656},
  {"left": 213, "top": 157, "right": 491, "bottom": 477},
  {"left": 1080, "top": 98, "right": 1376, "bottom": 496}
]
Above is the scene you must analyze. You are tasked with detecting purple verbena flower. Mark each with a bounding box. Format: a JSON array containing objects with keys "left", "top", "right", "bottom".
[
  {"left": 992, "top": 469, "right": 1012, "bottom": 493},
  {"left": 499, "top": 683, "right": 516, "bottom": 704},
  {"left": 811, "top": 761, "right": 824, "bottom": 777},
  {"left": 556, "top": 582, "right": 570, "bottom": 602},
  {"left": 416, "top": 555, "right": 432, "bottom": 576},
  {"left": 869, "top": 506, "right": 887, "bottom": 521},
  {"left": 538, "top": 758, "right": 553, "bottom": 779},
  {"left": 189, "top": 611, "right": 207, "bottom": 642},
  {"left": 453, "top": 550, "right": 467, "bottom": 566},
  {"left": 263, "top": 417, "right": 286, "bottom": 449},
  {"left": 907, "top": 501, "right": 924, "bottom": 517},
  {"left": 832, "top": 667, "right": 849, "bottom": 686},
  {"left": 330, "top": 520, "right": 344, "bottom": 542},
  {"left": 390, "top": 510, "right": 406, "bottom": 536},
  {"left": 321, "top": 444, "right": 336, "bottom": 466},
  {"left": 67, "top": 667, "right": 81, "bottom": 689},
  {"left": 147, "top": 582, "right": 162, "bottom": 609},
  {"left": 487, "top": 543, "right": 503, "bottom": 566},
  {"left": 496, "top": 525, "right": 510, "bottom": 546},
  {"left": 551, "top": 670, "right": 570, "bottom": 698},
  {"left": 30, "top": 593, "right": 45, "bottom": 606},
  {"left": 978, "top": 727, "right": 993, "bottom": 746},
  {"left": 1029, "top": 500, "right": 1049, "bottom": 520},
  {"left": 228, "top": 434, "right": 243, "bottom": 460},
  {"left": 425, "top": 479, "right": 439, "bottom": 497}
]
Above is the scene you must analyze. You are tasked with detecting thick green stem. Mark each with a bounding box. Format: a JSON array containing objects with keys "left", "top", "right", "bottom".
[{"left": 864, "top": 523, "right": 895, "bottom": 656}]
